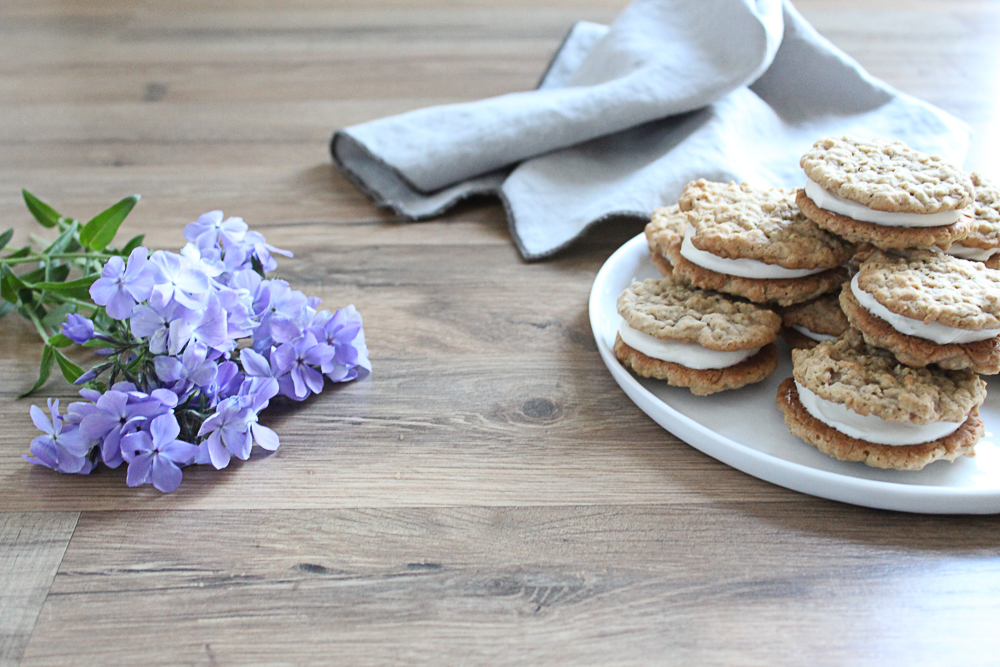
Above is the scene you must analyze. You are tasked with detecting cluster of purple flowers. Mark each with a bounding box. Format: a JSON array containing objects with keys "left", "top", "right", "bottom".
[{"left": 24, "top": 211, "right": 369, "bottom": 492}]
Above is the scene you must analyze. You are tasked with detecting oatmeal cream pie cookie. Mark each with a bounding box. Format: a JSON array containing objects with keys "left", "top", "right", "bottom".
[
  {"left": 615, "top": 277, "right": 780, "bottom": 395},
  {"left": 942, "top": 172, "right": 1000, "bottom": 268},
  {"left": 777, "top": 329, "right": 986, "bottom": 470},
  {"left": 644, "top": 204, "right": 688, "bottom": 276},
  {"left": 797, "top": 135, "right": 974, "bottom": 250},
  {"left": 778, "top": 291, "right": 849, "bottom": 349},
  {"left": 662, "top": 180, "right": 852, "bottom": 306},
  {"left": 840, "top": 248, "right": 1000, "bottom": 373}
]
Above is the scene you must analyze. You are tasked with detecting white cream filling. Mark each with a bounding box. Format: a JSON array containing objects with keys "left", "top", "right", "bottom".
[
  {"left": 791, "top": 325, "right": 836, "bottom": 342},
  {"left": 804, "top": 178, "right": 960, "bottom": 227},
  {"left": 795, "top": 381, "right": 963, "bottom": 446},
  {"left": 850, "top": 274, "right": 1000, "bottom": 344},
  {"left": 942, "top": 242, "right": 1000, "bottom": 261},
  {"left": 619, "top": 321, "right": 759, "bottom": 370},
  {"left": 679, "top": 226, "right": 825, "bottom": 279}
]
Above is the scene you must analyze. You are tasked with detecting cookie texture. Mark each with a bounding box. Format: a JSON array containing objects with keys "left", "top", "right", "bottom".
[
  {"left": 616, "top": 278, "right": 780, "bottom": 351},
  {"left": 840, "top": 286, "right": 1000, "bottom": 373},
  {"left": 615, "top": 335, "right": 777, "bottom": 396},
  {"left": 791, "top": 329, "right": 986, "bottom": 424},
  {"left": 800, "top": 136, "right": 973, "bottom": 213},
  {"left": 797, "top": 190, "right": 973, "bottom": 251},
  {"left": 777, "top": 378, "right": 982, "bottom": 470},
  {"left": 663, "top": 235, "right": 848, "bottom": 306},
  {"left": 951, "top": 172, "right": 1000, "bottom": 251},
  {"left": 679, "top": 180, "right": 852, "bottom": 269},
  {"left": 779, "top": 292, "right": 849, "bottom": 337},
  {"left": 645, "top": 204, "right": 688, "bottom": 256},
  {"left": 855, "top": 247, "right": 1000, "bottom": 330}
]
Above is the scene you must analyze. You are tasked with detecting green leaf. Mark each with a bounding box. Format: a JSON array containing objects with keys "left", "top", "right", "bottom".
[
  {"left": 120, "top": 234, "right": 146, "bottom": 256},
  {"left": 0, "top": 228, "right": 12, "bottom": 251},
  {"left": 79, "top": 195, "right": 139, "bottom": 251},
  {"left": 22, "top": 190, "right": 63, "bottom": 229},
  {"left": 20, "top": 344, "right": 54, "bottom": 398},
  {"left": 1, "top": 269, "right": 23, "bottom": 303},
  {"left": 53, "top": 348, "right": 84, "bottom": 384},
  {"left": 0, "top": 300, "right": 14, "bottom": 318},
  {"left": 19, "top": 264, "right": 70, "bottom": 286},
  {"left": 6, "top": 246, "right": 31, "bottom": 259},
  {"left": 29, "top": 275, "right": 97, "bottom": 299},
  {"left": 43, "top": 221, "right": 79, "bottom": 255},
  {"left": 47, "top": 333, "right": 74, "bottom": 348}
]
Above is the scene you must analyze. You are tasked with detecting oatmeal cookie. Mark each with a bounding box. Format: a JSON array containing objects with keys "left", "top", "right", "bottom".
[
  {"left": 664, "top": 234, "right": 848, "bottom": 306},
  {"left": 944, "top": 172, "right": 1000, "bottom": 252},
  {"left": 800, "top": 136, "right": 973, "bottom": 213},
  {"left": 791, "top": 329, "right": 985, "bottom": 424},
  {"left": 839, "top": 285, "right": 1000, "bottom": 373},
  {"left": 779, "top": 292, "right": 849, "bottom": 349},
  {"left": 777, "top": 378, "right": 982, "bottom": 470},
  {"left": 855, "top": 248, "right": 1000, "bottom": 330},
  {"left": 616, "top": 278, "right": 780, "bottom": 351},
  {"left": 797, "top": 189, "right": 974, "bottom": 251},
  {"left": 680, "top": 180, "right": 853, "bottom": 269},
  {"left": 615, "top": 335, "right": 777, "bottom": 396}
]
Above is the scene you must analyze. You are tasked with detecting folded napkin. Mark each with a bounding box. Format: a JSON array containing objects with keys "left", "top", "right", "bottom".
[{"left": 332, "top": 0, "right": 970, "bottom": 260}]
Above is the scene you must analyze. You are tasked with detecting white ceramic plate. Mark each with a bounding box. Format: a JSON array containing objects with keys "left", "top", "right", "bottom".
[{"left": 590, "top": 233, "right": 1000, "bottom": 514}]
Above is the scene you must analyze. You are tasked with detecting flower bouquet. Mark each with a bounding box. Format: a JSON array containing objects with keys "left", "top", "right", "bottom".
[{"left": 1, "top": 192, "right": 369, "bottom": 492}]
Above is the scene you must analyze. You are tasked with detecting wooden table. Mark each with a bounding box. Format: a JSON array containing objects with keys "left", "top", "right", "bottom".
[{"left": 3, "top": 1, "right": 999, "bottom": 664}]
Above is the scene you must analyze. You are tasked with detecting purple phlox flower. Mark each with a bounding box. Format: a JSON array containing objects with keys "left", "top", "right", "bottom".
[
  {"left": 121, "top": 413, "right": 198, "bottom": 493},
  {"left": 270, "top": 317, "right": 304, "bottom": 346},
  {"left": 79, "top": 389, "right": 168, "bottom": 468},
  {"left": 216, "top": 287, "right": 257, "bottom": 340},
  {"left": 238, "top": 384, "right": 280, "bottom": 452},
  {"left": 148, "top": 250, "right": 210, "bottom": 309},
  {"left": 24, "top": 399, "right": 93, "bottom": 474},
  {"left": 89, "top": 247, "right": 156, "bottom": 320},
  {"left": 312, "top": 305, "right": 371, "bottom": 382},
  {"left": 131, "top": 298, "right": 195, "bottom": 355},
  {"left": 154, "top": 342, "right": 218, "bottom": 392},
  {"left": 273, "top": 332, "right": 334, "bottom": 399},
  {"left": 243, "top": 230, "right": 292, "bottom": 273},
  {"left": 184, "top": 210, "right": 248, "bottom": 252},
  {"left": 239, "top": 347, "right": 282, "bottom": 399},
  {"left": 167, "top": 294, "right": 230, "bottom": 355},
  {"left": 262, "top": 280, "right": 308, "bottom": 323},
  {"left": 208, "top": 360, "right": 244, "bottom": 403},
  {"left": 61, "top": 313, "right": 95, "bottom": 345},
  {"left": 197, "top": 396, "right": 253, "bottom": 469},
  {"left": 180, "top": 242, "right": 224, "bottom": 279}
]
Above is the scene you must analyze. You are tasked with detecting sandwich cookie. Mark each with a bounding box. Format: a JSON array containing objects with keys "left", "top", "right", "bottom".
[
  {"left": 840, "top": 248, "right": 1000, "bottom": 373},
  {"left": 663, "top": 180, "right": 852, "bottom": 306},
  {"left": 615, "top": 277, "right": 780, "bottom": 395},
  {"left": 778, "top": 292, "right": 849, "bottom": 349},
  {"left": 777, "top": 329, "right": 986, "bottom": 470},
  {"left": 942, "top": 172, "right": 1000, "bottom": 268},
  {"left": 797, "top": 136, "right": 974, "bottom": 250},
  {"left": 644, "top": 204, "right": 688, "bottom": 276}
]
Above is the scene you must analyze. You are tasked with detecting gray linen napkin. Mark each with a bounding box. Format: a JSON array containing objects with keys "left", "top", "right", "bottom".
[{"left": 331, "top": 0, "right": 970, "bottom": 260}]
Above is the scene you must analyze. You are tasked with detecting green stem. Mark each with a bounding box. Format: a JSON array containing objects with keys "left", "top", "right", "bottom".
[
  {"left": 24, "top": 308, "right": 50, "bottom": 342},
  {"left": 0, "top": 251, "right": 113, "bottom": 266}
]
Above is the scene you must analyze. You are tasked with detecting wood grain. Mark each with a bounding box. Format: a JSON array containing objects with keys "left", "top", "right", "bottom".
[
  {"left": 0, "top": 513, "right": 78, "bottom": 667},
  {"left": 3, "top": 0, "right": 1000, "bottom": 664},
  {"left": 21, "top": 506, "right": 1000, "bottom": 667}
]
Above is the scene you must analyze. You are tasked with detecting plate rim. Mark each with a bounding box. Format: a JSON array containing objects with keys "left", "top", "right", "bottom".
[{"left": 589, "top": 233, "right": 1000, "bottom": 514}]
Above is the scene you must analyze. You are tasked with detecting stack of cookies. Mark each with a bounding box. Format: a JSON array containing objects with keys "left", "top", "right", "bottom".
[{"left": 617, "top": 134, "right": 1000, "bottom": 471}]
